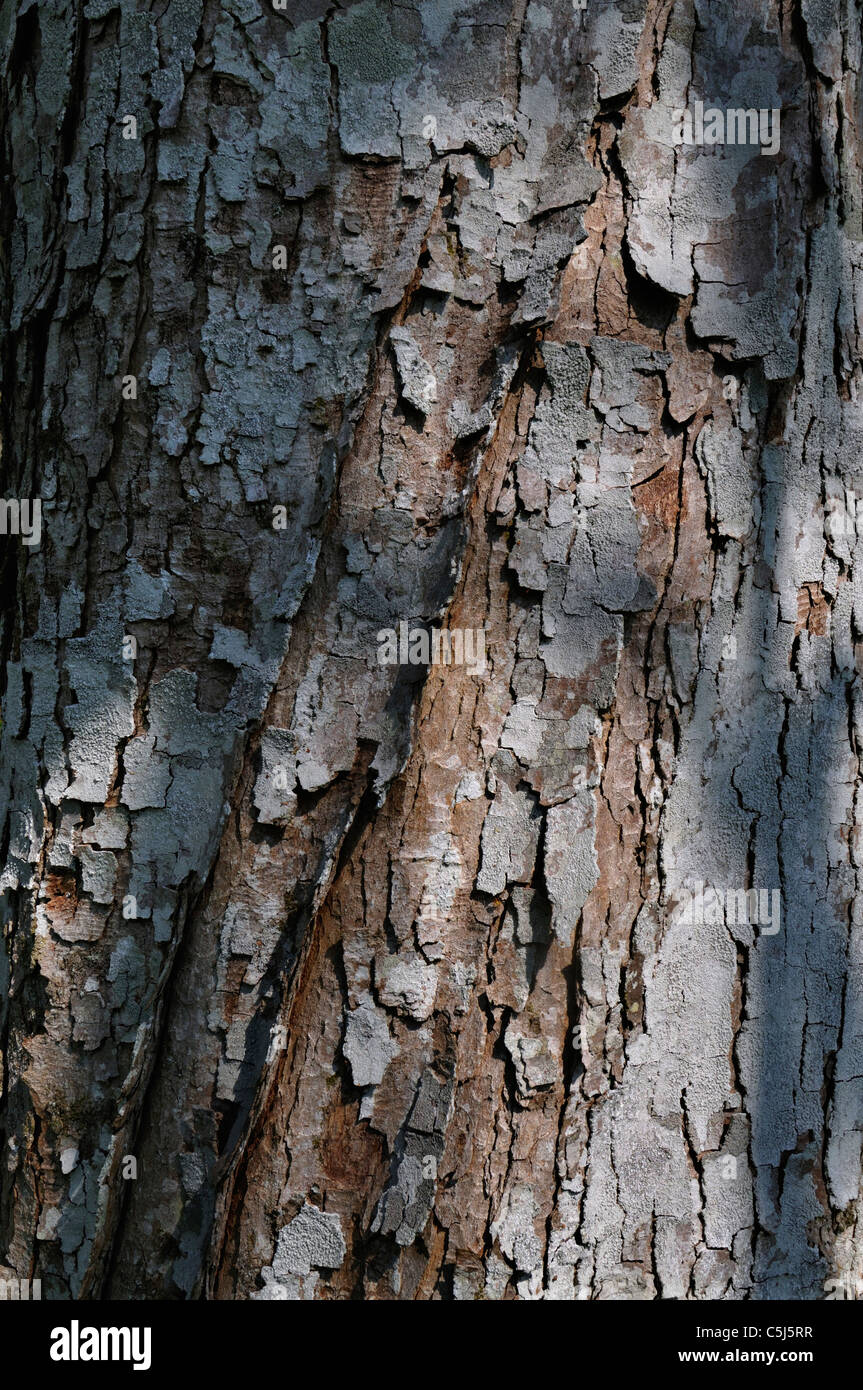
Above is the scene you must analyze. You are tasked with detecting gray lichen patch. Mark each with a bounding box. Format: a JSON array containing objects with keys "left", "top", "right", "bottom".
[
  {"left": 376, "top": 955, "right": 438, "bottom": 1024},
  {"left": 342, "top": 993, "right": 399, "bottom": 1089},
  {"left": 252, "top": 728, "right": 298, "bottom": 825},
  {"left": 372, "top": 1068, "right": 454, "bottom": 1248},
  {"left": 271, "top": 1203, "right": 347, "bottom": 1279},
  {"left": 389, "top": 325, "right": 438, "bottom": 416},
  {"left": 78, "top": 848, "right": 118, "bottom": 906},
  {"left": 544, "top": 794, "right": 599, "bottom": 947}
]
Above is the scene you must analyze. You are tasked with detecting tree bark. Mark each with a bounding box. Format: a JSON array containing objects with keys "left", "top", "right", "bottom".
[{"left": 1, "top": 0, "right": 862, "bottom": 1300}]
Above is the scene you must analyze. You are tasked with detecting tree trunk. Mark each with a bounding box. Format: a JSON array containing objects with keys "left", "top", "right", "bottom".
[{"left": 1, "top": 0, "right": 862, "bottom": 1301}]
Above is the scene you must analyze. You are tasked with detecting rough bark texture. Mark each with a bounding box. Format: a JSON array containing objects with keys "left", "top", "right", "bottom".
[{"left": 1, "top": 0, "right": 863, "bottom": 1301}]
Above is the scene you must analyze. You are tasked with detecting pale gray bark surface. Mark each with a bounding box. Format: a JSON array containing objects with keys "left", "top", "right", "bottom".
[{"left": 1, "top": 0, "right": 862, "bottom": 1300}]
